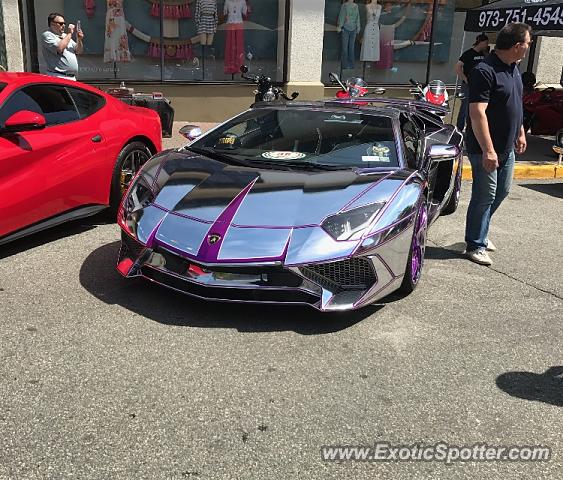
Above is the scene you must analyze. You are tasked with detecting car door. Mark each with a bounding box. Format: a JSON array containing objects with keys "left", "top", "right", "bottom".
[
  {"left": 400, "top": 112, "right": 441, "bottom": 216},
  {"left": 0, "top": 83, "right": 102, "bottom": 238}
]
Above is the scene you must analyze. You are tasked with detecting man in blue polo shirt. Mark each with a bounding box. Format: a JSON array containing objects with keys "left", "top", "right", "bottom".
[{"left": 464, "top": 22, "right": 531, "bottom": 266}]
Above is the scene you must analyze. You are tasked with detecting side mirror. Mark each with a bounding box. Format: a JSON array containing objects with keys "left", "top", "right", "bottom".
[
  {"left": 240, "top": 65, "right": 248, "bottom": 74},
  {"left": 179, "top": 124, "right": 202, "bottom": 141},
  {"left": 328, "top": 72, "right": 340, "bottom": 84},
  {"left": 329, "top": 72, "right": 347, "bottom": 91},
  {"left": 291, "top": 92, "right": 299, "bottom": 100},
  {"left": 427, "top": 144, "right": 460, "bottom": 161},
  {"left": 1, "top": 110, "right": 46, "bottom": 133}
]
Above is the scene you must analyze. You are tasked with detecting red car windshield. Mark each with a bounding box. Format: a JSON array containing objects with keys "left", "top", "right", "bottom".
[{"left": 191, "top": 108, "right": 399, "bottom": 169}]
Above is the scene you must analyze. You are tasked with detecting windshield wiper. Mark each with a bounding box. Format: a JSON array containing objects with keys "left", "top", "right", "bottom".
[
  {"left": 246, "top": 159, "right": 355, "bottom": 171},
  {"left": 184, "top": 146, "right": 252, "bottom": 168}
]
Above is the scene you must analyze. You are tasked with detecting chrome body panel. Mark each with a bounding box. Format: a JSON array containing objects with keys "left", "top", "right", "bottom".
[
  {"left": 218, "top": 227, "right": 290, "bottom": 260},
  {"left": 117, "top": 103, "right": 463, "bottom": 311}
]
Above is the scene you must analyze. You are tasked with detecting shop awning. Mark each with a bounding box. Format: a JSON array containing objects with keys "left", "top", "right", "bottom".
[{"left": 464, "top": 0, "right": 563, "bottom": 36}]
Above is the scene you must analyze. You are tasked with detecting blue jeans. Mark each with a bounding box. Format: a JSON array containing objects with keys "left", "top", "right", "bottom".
[
  {"left": 341, "top": 28, "right": 357, "bottom": 70},
  {"left": 465, "top": 150, "right": 515, "bottom": 251},
  {"left": 456, "top": 82, "right": 469, "bottom": 131}
]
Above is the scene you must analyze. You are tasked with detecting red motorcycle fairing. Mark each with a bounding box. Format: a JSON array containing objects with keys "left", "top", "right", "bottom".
[
  {"left": 335, "top": 89, "right": 369, "bottom": 106},
  {"left": 523, "top": 89, "right": 563, "bottom": 135},
  {"left": 424, "top": 90, "right": 446, "bottom": 106}
]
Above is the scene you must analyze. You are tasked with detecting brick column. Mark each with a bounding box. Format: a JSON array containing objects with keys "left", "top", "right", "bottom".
[
  {"left": 285, "top": 0, "right": 325, "bottom": 100},
  {"left": 2, "top": 0, "right": 24, "bottom": 71}
]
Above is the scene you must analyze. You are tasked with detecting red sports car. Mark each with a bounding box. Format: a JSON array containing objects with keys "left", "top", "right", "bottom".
[{"left": 0, "top": 72, "right": 162, "bottom": 245}]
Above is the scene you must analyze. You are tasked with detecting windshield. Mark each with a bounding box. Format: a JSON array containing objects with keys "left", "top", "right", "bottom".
[
  {"left": 189, "top": 108, "right": 399, "bottom": 169},
  {"left": 428, "top": 80, "right": 446, "bottom": 96},
  {"left": 0, "top": 83, "right": 6, "bottom": 95}
]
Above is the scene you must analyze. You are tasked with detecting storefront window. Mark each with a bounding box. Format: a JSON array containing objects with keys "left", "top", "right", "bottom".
[
  {"left": 0, "top": 2, "right": 7, "bottom": 70},
  {"left": 429, "top": 0, "right": 485, "bottom": 85},
  {"left": 323, "top": 0, "right": 452, "bottom": 86},
  {"left": 322, "top": 0, "right": 503, "bottom": 87},
  {"left": 29, "top": 0, "right": 286, "bottom": 82}
]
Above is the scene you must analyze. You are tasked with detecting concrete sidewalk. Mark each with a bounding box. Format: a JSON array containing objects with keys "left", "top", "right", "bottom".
[
  {"left": 164, "top": 121, "right": 562, "bottom": 180},
  {"left": 461, "top": 134, "right": 562, "bottom": 180}
]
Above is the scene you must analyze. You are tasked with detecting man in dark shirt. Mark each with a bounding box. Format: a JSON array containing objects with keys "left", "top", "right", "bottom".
[
  {"left": 455, "top": 33, "right": 489, "bottom": 131},
  {"left": 464, "top": 22, "right": 531, "bottom": 266}
]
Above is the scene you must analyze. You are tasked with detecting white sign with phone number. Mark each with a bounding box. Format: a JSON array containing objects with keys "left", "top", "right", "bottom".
[{"left": 477, "top": 6, "right": 563, "bottom": 29}]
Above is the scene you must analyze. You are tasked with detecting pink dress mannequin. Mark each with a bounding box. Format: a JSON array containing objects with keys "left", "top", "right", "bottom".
[{"left": 223, "top": 0, "right": 247, "bottom": 74}]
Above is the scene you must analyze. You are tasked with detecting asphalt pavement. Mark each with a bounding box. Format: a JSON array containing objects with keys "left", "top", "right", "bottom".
[{"left": 1, "top": 180, "right": 562, "bottom": 479}]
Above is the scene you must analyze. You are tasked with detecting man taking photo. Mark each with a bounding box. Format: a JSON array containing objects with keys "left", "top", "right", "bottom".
[{"left": 41, "top": 12, "right": 84, "bottom": 81}]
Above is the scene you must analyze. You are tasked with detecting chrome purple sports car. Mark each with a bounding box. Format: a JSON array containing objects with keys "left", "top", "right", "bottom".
[{"left": 116, "top": 99, "right": 463, "bottom": 311}]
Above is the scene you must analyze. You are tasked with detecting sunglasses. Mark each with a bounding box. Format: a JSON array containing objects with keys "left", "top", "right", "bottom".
[{"left": 52, "top": 21, "right": 65, "bottom": 25}]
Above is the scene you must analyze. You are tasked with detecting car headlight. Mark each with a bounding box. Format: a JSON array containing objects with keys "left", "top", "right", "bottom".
[
  {"left": 322, "top": 202, "right": 385, "bottom": 241},
  {"left": 118, "top": 174, "right": 155, "bottom": 238}
]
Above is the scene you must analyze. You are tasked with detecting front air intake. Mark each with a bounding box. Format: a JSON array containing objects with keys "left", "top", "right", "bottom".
[{"left": 300, "top": 257, "right": 377, "bottom": 292}]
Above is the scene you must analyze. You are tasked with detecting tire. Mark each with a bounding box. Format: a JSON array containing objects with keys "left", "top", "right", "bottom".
[
  {"left": 441, "top": 161, "right": 462, "bottom": 216},
  {"left": 109, "top": 141, "right": 153, "bottom": 216},
  {"left": 399, "top": 201, "right": 428, "bottom": 294}
]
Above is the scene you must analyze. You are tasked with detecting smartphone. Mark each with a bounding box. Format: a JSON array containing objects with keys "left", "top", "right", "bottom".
[{"left": 76, "top": 20, "right": 82, "bottom": 33}]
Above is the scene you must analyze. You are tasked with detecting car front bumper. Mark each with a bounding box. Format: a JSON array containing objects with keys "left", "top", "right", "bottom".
[{"left": 116, "top": 224, "right": 413, "bottom": 312}]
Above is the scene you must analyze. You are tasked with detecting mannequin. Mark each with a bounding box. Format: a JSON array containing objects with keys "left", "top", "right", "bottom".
[
  {"left": 337, "top": 0, "right": 361, "bottom": 70},
  {"left": 195, "top": 0, "right": 218, "bottom": 46},
  {"left": 360, "top": 0, "right": 381, "bottom": 63},
  {"left": 223, "top": 0, "right": 248, "bottom": 74},
  {"left": 104, "top": 0, "right": 131, "bottom": 63}
]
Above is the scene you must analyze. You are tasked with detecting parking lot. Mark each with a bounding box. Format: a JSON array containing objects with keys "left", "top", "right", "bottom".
[{"left": 1, "top": 180, "right": 562, "bottom": 479}]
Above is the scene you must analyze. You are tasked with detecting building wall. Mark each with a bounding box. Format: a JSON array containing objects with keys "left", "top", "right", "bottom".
[
  {"left": 2, "top": 0, "right": 24, "bottom": 71},
  {"left": 2, "top": 1, "right": 562, "bottom": 122},
  {"left": 534, "top": 36, "right": 563, "bottom": 86}
]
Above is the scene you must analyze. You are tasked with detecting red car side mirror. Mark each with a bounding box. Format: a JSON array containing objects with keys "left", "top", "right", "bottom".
[{"left": 2, "top": 110, "right": 46, "bottom": 133}]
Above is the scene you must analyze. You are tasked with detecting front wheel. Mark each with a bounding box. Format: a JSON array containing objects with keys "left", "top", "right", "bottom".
[
  {"left": 109, "top": 141, "right": 152, "bottom": 215},
  {"left": 399, "top": 201, "right": 428, "bottom": 294}
]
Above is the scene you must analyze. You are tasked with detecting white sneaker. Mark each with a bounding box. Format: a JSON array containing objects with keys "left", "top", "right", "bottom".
[
  {"left": 465, "top": 249, "right": 493, "bottom": 266},
  {"left": 485, "top": 239, "right": 497, "bottom": 252}
]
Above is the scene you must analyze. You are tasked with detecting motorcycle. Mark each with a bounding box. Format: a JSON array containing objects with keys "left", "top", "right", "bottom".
[
  {"left": 328, "top": 72, "right": 385, "bottom": 99},
  {"left": 240, "top": 65, "right": 299, "bottom": 103},
  {"left": 409, "top": 78, "right": 449, "bottom": 115},
  {"left": 106, "top": 81, "right": 175, "bottom": 138},
  {"left": 522, "top": 87, "right": 563, "bottom": 136}
]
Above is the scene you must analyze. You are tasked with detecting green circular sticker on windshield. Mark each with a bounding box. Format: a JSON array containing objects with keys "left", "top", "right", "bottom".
[{"left": 262, "top": 151, "right": 307, "bottom": 160}]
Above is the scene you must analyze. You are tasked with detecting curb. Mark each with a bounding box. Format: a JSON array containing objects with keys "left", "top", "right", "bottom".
[{"left": 462, "top": 164, "right": 563, "bottom": 180}]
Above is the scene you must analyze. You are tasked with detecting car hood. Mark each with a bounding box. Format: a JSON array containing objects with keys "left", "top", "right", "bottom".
[
  {"left": 151, "top": 150, "right": 406, "bottom": 226},
  {"left": 133, "top": 150, "right": 412, "bottom": 263}
]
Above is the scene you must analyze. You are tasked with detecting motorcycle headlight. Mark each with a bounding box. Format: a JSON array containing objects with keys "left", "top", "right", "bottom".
[
  {"left": 262, "top": 89, "right": 276, "bottom": 102},
  {"left": 322, "top": 202, "right": 385, "bottom": 241}
]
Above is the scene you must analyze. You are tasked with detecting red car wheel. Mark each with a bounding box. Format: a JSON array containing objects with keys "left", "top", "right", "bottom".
[{"left": 109, "top": 141, "right": 153, "bottom": 215}]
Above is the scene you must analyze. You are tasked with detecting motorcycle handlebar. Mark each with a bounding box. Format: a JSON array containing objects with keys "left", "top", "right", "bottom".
[
  {"left": 241, "top": 73, "right": 259, "bottom": 83},
  {"left": 279, "top": 91, "right": 299, "bottom": 101}
]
